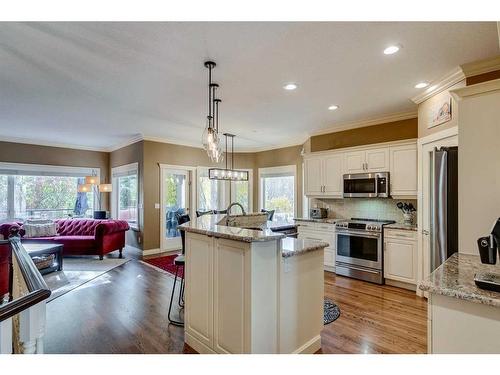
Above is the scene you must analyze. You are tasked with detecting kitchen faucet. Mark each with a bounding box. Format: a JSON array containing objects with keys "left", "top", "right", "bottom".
[{"left": 226, "top": 202, "right": 246, "bottom": 216}]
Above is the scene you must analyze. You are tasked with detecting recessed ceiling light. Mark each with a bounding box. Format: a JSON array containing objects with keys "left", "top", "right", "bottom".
[
  {"left": 383, "top": 45, "right": 400, "bottom": 55},
  {"left": 283, "top": 83, "right": 298, "bottom": 91},
  {"left": 415, "top": 82, "right": 429, "bottom": 89},
  {"left": 328, "top": 105, "right": 339, "bottom": 111}
]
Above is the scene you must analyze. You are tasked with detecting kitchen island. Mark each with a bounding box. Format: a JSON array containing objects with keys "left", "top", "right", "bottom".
[
  {"left": 179, "top": 214, "right": 328, "bottom": 354},
  {"left": 419, "top": 253, "right": 500, "bottom": 353}
]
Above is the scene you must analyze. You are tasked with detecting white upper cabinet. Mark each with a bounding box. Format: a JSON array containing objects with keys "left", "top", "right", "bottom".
[
  {"left": 323, "top": 154, "right": 343, "bottom": 196},
  {"left": 389, "top": 144, "right": 417, "bottom": 197},
  {"left": 304, "top": 140, "right": 417, "bottom": 198},
  {"left": 344, "top": 148, "right": 389, "bottom": 173},
  {"left": 365, "top": 148, "right": 389, "bottom": 172},
  {"left": 304, "top": 153, "right": 342, "bottom": 198},
  {"left": 304, "top": 157, "right": 323, "bottom": 195}
]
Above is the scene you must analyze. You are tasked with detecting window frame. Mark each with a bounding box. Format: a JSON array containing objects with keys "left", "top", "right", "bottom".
[
  {"left": 258, "top": 165, "right": 297, "bottom": 219},
  {"left": 111, "top": 162, "right": 139, "bottom": 229},
  {"left": 229, "top": 169, "right": 253, "bottom": 213},
  {"left": 0, "top": 162, "right": 99, "bottom": 222}
]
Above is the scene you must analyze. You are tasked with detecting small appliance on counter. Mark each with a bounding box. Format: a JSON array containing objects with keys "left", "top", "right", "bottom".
[
  {"left": 474, "top": 218, "right": 500, "bottom": 292},
  {"left": 310, "top": 208, "right": 328, "bottom": 219}
]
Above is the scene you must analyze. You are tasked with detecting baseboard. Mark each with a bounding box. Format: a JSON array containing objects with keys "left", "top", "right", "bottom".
[
  {"left": 385, "top": 279, "right": 416, "bottom": 291},
  {"left": 324, "top": 265, "right": 335, "bottom": 273},
  {"left": 292, "top": 335, "right": 322, "bottom": 354},
  {"left": 185, "top": 332, "right": 216, "bottom": 354},
  {"left": 142, "top": 248, "right": 181, "bottom": 257}
]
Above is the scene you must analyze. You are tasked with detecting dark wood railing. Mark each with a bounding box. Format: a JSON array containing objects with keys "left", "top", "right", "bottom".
[{"left": 0, "top": 230, "right": 51, "bottom": 354}]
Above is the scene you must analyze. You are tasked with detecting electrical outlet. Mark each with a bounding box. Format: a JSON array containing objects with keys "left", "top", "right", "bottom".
[{"left": 154, "top": 203, "right": 160, "bottom": 209}]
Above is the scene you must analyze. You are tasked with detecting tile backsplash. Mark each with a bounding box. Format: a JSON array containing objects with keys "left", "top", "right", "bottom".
[{"left": 310, "top": 198, "right": 417, "bottom": 223}]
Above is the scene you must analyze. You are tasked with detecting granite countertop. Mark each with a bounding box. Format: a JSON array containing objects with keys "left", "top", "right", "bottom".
[
  {"left": 385, "top": 223, "right": 418, "bottom": 231},
  {"left": 418, "top": 253, "right": 500, "bottom": 308},
  {"left": 294, "top": 217, "right": 339, "bottom": 224},
  {"left": 179, "top": 214, "right": 285, "bottom": 243},
  {"left": 281, "top": 237, "right": 329, "bottom": 258}
]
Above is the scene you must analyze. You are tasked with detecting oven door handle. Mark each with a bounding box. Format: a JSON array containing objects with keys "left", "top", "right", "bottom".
[{"left": 336, "top": 231, "right": 381, "bottom": 239}]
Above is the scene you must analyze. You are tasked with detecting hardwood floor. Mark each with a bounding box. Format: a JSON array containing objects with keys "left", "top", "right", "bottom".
[{"left": 44, "top": 251, "right": 427, "bottom": 354}]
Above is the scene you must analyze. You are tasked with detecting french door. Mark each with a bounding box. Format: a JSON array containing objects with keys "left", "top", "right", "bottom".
[{"left": 160, "top": 167, "right": 192, "bottom": 251}]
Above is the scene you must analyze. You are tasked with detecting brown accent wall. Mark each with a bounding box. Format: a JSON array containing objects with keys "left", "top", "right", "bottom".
[
  {"left": 310, "top": 118, "right": 417, "bottom": 152},
  {"left": 110, "top": 141, "right": 144, "bottom": 249},
  {"left": 466, "top": 69, "right": 500, "bottom": 86},
  {"left": 0, "top": 141, "right": 110, "bottom": 209}
]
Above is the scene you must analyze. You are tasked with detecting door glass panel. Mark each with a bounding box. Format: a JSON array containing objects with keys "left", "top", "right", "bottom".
[
  {"left": 337, "top": 233, "right": 378, "bottom": 261},
  {"left": 164, "top": 172, "right": 187, "bottom": 239}
]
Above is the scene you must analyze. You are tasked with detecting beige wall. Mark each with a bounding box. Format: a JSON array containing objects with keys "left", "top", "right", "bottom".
[
  {"left": 311, "top": 118, "right": 418, "bottom": 152},
  {"left": 418, "top": 80, "right": 465, "bottom": 139},
  {"left": 0, "top": 140, "right": 110, "bottom": 209},
  {"left": 455, "top": 83, "right": 500, "bottom": 254}
]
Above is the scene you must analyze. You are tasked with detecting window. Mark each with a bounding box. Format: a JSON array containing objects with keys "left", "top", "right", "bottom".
[
  {"left": 112, "top": 163, "right": 139, "bottom": 228},
  {"left": 0, "top": 163, "right": 97, "bottom": 222},
  {"left": 259, "top": 165, "right": 296, "bottom": 221},
  {"left": 197, "top": 168, "right": 253, "bottom": 213}
]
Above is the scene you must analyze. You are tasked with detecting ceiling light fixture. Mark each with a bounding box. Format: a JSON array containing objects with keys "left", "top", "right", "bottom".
[
  {"left": 415, "top": 82, "right": 429, "bottom": 89},
  {"left": 328, "top": 105, "right": 339, "bottom": 111},
  {"left": 283, "top": 83, "right": 298, "bottom": 91},
  {"left": 383, "top": 45, "right": 400, "bottom": 55},
  {"left": 209, "top": 134, "right": 249, "bottom": 181}
]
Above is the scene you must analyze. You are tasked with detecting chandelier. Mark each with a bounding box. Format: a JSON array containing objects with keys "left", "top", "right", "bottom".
[
  {"left": 209, "top": 133, "right": 249, "bottom": 181},
  {"left": 202, "top": 61, "right": 223, "bottom": 162}
]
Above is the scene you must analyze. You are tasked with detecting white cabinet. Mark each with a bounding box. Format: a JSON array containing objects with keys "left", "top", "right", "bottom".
[
  {"left": 390, "top": 144, "right": 417, "bottom": 197},
  {"left": 297, "top": 221, "right": 336, "bottom": 271},
  {"left": 344, "top": 147, "right": 389, "bottom": 174},
  {"left": 304, "top": 153, "right": 342, "bottom": 197},
  {"left": 304, "top": 140, "right": 417, "bottom": 198},
  {"left": 304, "top": 157, "right": 323, "bottom": 195},
  {"left": 384, "top": 229, "right": 417, "bottom": 285}
]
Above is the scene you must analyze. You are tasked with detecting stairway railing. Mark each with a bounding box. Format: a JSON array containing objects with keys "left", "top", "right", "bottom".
[{"left": 0, "top": 229, "right": 51, "bottom": 354}]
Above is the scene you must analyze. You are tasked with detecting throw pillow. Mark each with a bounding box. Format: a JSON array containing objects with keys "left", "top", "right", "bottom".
[{"left": 22, "top": 222, "right": 58, "bottom": 238}]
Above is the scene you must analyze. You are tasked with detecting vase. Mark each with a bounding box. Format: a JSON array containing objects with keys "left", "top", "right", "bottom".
[{"left": 403, "top": 213, "right": 413, "bottom": 225}]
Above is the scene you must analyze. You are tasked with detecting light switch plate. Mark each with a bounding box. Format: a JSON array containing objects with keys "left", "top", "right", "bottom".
[{"left": 154, "top": 203, "right": 160, "bottom": 209}]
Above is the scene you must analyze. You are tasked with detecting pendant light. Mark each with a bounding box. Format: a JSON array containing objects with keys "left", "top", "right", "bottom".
[
  {"left": 202, "top": 61, "right": 222, "bottom": 162},
  {"left": 209, "top": 134, "right": 249, "bottom": 181}
]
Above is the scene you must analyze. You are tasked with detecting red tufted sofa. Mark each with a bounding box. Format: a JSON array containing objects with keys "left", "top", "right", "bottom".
[
  {"left": 0, "top": 241, "right": 9, "bottom": 297},
  {"left": 0, "top": 219, "right": 129, "bottom": 260}
]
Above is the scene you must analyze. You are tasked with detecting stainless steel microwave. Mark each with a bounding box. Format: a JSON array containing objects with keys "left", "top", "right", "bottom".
[{"left": 343, "top": 172, "right": 390, "bottom": 198}]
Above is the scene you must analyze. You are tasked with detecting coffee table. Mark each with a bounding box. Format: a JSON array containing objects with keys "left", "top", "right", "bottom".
[{"left": 23, "top": 243, "right": 64, "bottom": 275}]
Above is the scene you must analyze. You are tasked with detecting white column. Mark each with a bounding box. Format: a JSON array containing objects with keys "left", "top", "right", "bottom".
[{"left": 19, "top": 301, "right": 47, "bottom": 354}]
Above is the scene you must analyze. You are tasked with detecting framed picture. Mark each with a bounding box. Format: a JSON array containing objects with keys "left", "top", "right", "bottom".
[{"left": 428, "top": 97, "right": 452, "bottom": 128}]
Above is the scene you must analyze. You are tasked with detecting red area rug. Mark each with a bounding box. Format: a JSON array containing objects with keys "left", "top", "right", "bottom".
[{"left": 143, "top": 254, "right": 184, "bottom": 279}]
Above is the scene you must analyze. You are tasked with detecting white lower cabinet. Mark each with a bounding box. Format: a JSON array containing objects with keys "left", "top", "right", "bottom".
[
  {"left": 383, "top": 229, "right": 417, "bottom": 285},
  {"left": 297, "top": 221, "right": 336, "bottom": 271}
]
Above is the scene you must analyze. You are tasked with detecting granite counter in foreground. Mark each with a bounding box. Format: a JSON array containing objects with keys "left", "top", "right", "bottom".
[
  {"left": 418, "top": 252, "right": 500, "bottom": 308},
  {"left": 281, "top": 237, "right": 329, "bottom": 258}
]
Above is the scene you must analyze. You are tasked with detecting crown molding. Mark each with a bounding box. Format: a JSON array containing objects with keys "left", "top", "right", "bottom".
[
  {"left": 107, "top": 134, "right": 144, "bottom": 152},
  {"left": 460, "top": 55, "right": 500, "bottom": 78},
  {"left": 310, "top": 110, "right": 418, "bottom": 137},
  {"left": 0, "top": 135, "right": 109, "bottom": 152},
  {"left": 450, "top": 78, "right": 500, "bottom": 101},
  {"left": 411, "top": 67, "right": 466, "bottom": 104}
]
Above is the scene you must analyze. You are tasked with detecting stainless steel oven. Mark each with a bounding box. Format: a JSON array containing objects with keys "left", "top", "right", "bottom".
[
  {"left": 343, "top": 172, "right": 390, "bottom": 198},
  {"left": 335, "top": 219, "right": 393, "bottom": 284}
]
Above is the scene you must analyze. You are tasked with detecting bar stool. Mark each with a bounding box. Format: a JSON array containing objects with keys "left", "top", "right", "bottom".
[{"left": 167, "top": 214, "right": 190, "bottom": 327}]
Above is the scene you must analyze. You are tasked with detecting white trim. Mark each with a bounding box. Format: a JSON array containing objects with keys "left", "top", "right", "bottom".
[
  {"left": 0, "top": 135, "right": 109, "bottom": 152},
  {"left": 111, "top": 162, "right": 139, "bottom": 229},
  {"left": 450, "top": 78, "right": 500, "bottom": 100},
  {"left": 411, "top": 67, "right": 466, "bottom": 104},
  {"left": 107, "top": 134, "right": 144, "bottom": 152},
  {"left": 159, "top": 164, "right": 197, "bottom": 252},
  {"left": 0, "top": 162, "right": 98, "bottom": 176},
  {"left": 311, "top": 110, "right": 417, "bottom": 137},
  {"left": 460, "top": 55, "right": 500, "bottom": 78},
  {"left": 416, "top": 126, "right": 459, "bottom": 147},
  {"left": 258, "top": 164, "right": 297, "bottom": 218},
  {"left": 142, "top": 248, "right": 163, "bottom": 256}
]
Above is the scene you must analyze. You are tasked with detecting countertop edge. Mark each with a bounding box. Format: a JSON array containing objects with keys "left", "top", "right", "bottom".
[{"left": 418, "top": 281, "right": 500, "bottom": 308}]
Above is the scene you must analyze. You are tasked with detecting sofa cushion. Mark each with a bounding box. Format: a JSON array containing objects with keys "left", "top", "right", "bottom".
[
  {"left": 55, "top": 219, "right": 101, "bottom": 236},
  {"left": 53, "top": 236, "right": 97, "bottom": 251}
]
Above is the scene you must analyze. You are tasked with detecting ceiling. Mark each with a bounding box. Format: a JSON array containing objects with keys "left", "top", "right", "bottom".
[{"left": 0, "top": 22, "right": 498, "bottom": 152}]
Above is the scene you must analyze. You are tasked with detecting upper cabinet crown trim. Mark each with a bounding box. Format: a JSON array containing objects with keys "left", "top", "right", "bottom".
[
  {"left": 302, "top": 138, "right": 417, "bottom": 158},
  {"left": 460, "top": 55, "right": 500, "bottom": 78},
  {"left": 450, "top": 78, "right": 500, "bottom": 100},
  {"left": 411, "top": 67, "right": 466, "bottom": 104}
]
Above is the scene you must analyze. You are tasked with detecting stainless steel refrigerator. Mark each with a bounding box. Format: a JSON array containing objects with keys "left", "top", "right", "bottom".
[{"left": 430, "top": 146, "right": 458, "bottom": 271}]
